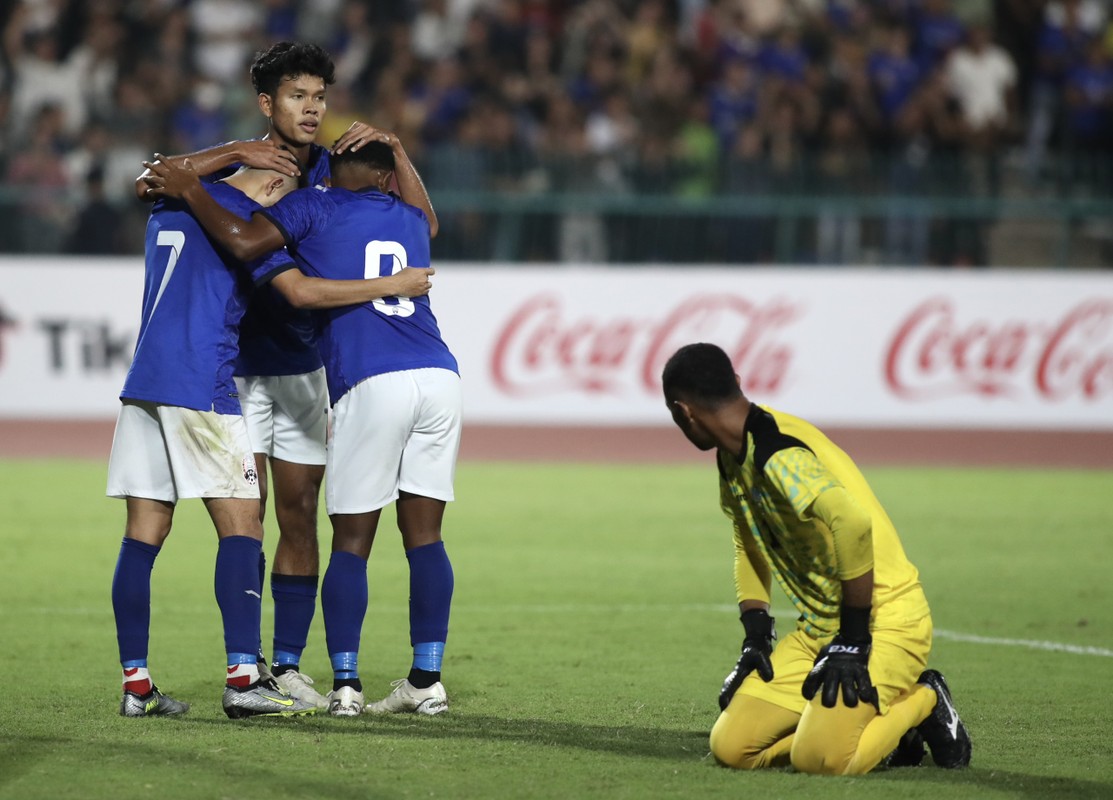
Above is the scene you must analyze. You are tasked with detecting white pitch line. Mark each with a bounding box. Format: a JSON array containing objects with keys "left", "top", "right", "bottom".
[{"left": 933, "top": 629, "right": 1113, "bottom": 658}]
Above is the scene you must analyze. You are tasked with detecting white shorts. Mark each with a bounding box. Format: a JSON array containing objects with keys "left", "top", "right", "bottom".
[
  {"left": 326, "top": 368, "right": 462, "bottom": 515},
  {"left": 106, "top": 400, "right": 261, "bottom": 502},
  {"left": 234, "top": 367, "right": 328, "bottom": 465}
]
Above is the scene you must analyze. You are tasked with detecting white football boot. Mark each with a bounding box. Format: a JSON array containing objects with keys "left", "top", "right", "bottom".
[
  {"left": 274, "top": 669, "right": 330, "bottom": 710},
  {"left": 364, "top": 679, "right": 448, "bottom": 715},
  {"left": 327, "top": 685, "right": 365, "bottom": 717}
]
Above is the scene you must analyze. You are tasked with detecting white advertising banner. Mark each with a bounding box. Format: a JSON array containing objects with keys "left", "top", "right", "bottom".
[{"left": 1, "top": 260, "right": 1111, "bottom": 429}]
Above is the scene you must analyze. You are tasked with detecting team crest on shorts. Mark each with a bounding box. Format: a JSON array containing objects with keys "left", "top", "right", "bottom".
[{"left": 242, "top": 455, "right": 258, "bottom": 486}]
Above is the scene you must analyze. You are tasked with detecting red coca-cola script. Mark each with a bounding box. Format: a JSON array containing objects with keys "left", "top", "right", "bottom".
[
  {"left": 491, "top": 294, "right": 799, "bottom": 397},
  {"left": 885, "top": 297, "right": 1113, "bottom": 401}
]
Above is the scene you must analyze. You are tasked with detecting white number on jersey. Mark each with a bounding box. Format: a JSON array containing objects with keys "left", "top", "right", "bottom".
[
  {"left": 148, "top": 230, "right": 185, "bottom": 323},
  {"left": 365, "top": 240, "right": 415, "bottom": 318}
]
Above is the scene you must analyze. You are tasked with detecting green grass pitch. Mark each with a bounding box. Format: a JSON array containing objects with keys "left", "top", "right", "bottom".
[{"left": 1, "top": 459, "right": 1111, "bottom": 799}]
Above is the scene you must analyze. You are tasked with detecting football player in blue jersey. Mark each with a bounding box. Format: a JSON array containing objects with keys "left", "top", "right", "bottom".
[
  {"left": 144, "top": 127, "right": 460, "bottom": 718},
  {"left": 135, "top": 42, "right": 388, "bottom": 707},
  {"left": 109, "top": 161, "right": 434, "bottom": 719}
]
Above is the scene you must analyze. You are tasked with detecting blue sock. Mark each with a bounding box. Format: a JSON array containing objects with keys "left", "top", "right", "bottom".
[
  {"left": 256, "top": 549, "right": 267, "bottom": 661},
  {"left": 407, "top": 541, "right": 453, "bottom": 648},
  {"left": 112, "top": 538, "right": 161, "bottom": 664},
  {"left": 214, "top": 536, "right": 263, "bottom": 661},
  {"left": 271, "top": 573, "right": 318, "bottom": 668},
  {"left": 322, "top": 551, "right": 368, "bottom": 680}
]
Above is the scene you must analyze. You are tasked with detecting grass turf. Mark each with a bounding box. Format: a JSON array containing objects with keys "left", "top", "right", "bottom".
[{"left": 1, "top": 460, "right": 1111, "bottom": 799}]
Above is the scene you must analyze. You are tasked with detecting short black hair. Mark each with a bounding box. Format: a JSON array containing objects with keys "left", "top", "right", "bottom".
[
  {"left": 250, "top": 42, "right": 335, "bottom": 96},
  {"left": 331, "top": 141, "right": 395, "bottom": 173},
  {"left": 661, "top": 343, "right": 741, "bottom": 407}
]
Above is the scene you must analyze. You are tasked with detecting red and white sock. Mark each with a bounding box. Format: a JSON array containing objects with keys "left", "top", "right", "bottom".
[
  {"left": 226, "top": 662, "right": 260, "bottom": 689},
  {"left": 122, "top": 666, "right": 153, "bottom": 696}
]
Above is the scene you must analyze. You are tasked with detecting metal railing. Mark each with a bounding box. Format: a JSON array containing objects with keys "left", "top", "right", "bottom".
[{"left": 3, "top": 150, "right": 1111, "bottom": 267}]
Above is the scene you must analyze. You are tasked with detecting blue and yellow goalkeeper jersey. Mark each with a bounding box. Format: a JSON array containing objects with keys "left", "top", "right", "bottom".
[{"left": 718, "top": 404, "right": 929, "bottom": 638}]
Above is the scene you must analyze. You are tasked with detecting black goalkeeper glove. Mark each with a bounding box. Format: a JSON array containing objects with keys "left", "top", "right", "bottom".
[
  {"left": 801, "top": 607, "right": 878, "bottom": 710},
  {"left": 719, "top": 608, "right": 776, "bottom": 711}
]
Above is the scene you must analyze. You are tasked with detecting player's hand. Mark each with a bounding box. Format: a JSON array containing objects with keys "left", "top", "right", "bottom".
[
  {"left": 801, "top": 634, "right": 878, "bottom": 710},
  {"left": 237, "top": 139, "right": 300, "bottom": 177},
  {"left": 332, "top": 122, "right": 399, "bottom": 154},
  {"left": 390, "top": 266, "right": 435, "bottom": 298},
  {"left": 141, "top": 154, "right": 200, "bottom": 200},
  {"left": 719, "top": 608, "right": 776, "bottom": 711}
]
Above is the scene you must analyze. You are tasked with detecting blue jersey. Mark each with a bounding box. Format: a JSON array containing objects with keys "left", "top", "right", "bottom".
[
  {"left": 122, "top": 182, "right": 291, "bottom": 413},
  {"left": 259, "top": 186, "right": 458, "bottom": 405},
  {"left": 233, "top": 143, "right": 331, "bottom": 377}
]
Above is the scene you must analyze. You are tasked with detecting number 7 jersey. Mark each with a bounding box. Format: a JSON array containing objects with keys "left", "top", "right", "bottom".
[
  {"left": 122, "top": 183, "right": 292, "bottom": 414},
  {"left": 258, "top": 186, "right": 458, "bottom": 406}
]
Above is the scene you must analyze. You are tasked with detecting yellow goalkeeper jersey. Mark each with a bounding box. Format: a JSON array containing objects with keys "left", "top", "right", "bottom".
[{"left": 718, "top": 404, "right": 929, "bottom": 638}]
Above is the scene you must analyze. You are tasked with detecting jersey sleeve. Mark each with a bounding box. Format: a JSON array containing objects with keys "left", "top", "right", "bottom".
[
  {"left": 257, "top": 189, "right": 328, "bottom": 250},
  {"left": 720, "top": 479, "right": 773, "bottom": 605},
  {"left": 246, "top": 246, "right": 298, "bottom": 287}
]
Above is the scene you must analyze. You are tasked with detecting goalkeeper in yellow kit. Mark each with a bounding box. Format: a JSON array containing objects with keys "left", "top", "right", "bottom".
[{"left": 661, "top": 343, "right": 971, "bottom": 775}]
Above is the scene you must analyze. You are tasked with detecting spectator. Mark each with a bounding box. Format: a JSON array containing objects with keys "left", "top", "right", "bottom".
[
  {"left": 328, "top": 1, "right": 375, "bottom": 88},
  {"left": 169, "top": 78, "right": 229, "bottom": 155},
  {"left": 263, "top": 0, "right": 300, "bottom": 41},
  {"left": 65, "top": 166, "right": 125, "bottom": 254},
  {"left": 4, "top": 20, "right": 89, "bottom": 141},
  {"left": 500, "top": 28, "right": 562, "bottom": 122},
  {"left": 567, "top": 46, "right": 623, "bottom": 113},
  {"left": 815, "top": 106, "right": 871, "bottom": 264},
  {"left": 757, "top": 25, "right": 810, "bottom": 84},
  {"left": 909, "top": 0, "right": 966, "bottom": 74},
  {"left": 722, "top": 122, "right": 775, "bottom": 263},
  {"left": 486, "top": 0, "right": 530, "bottom": 74},
  {"left": 889, "top": 69, "right": 964, "bottom": 266},
  {"left": 708, "top": 55, "right": 761, "bottom": 152},
  {"left": 414, "top": 57, "right": 472, "bottom": 147},
  {"left": 868, "top": 25, "right": 922, "bottom": 134},
  {"left": 1063, "top": 38, "right": 1113, "bottom": 191},
  {"left": 625, "top": 0, "right": 671, "bottom": 85},
  {"left": 4, "top": 102, "right": 72, "bottom": 252},
  {"left": 412, "top": 0, "right": 466, "bottom": 63},
  {"left": 945, "top": 23, "right": 1018, "bottom": 151},
  {"left": 1024, "top": 0, "right": 1092, "bottom": 182},
  {"left": 712, "top": 2, "right": 763, "bottom": 68},
  {"left": 941, "top": 23, "right": 1015, "bottom": 270},
  {"left": 188, "top": 0, "right": 264, "bottom": 83}
]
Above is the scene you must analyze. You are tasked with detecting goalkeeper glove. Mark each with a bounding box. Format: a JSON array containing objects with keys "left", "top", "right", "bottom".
[
  {"left": 801, "top": 606, "right": 878, "bottom": 710},
  {"left": 719, "top": 608, "right": 775, "bottom": 711}
]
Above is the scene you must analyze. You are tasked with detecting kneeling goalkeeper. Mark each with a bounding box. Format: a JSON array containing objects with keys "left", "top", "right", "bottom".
[{"left": 662, "top": 342, "right": 971, "bottom": 774}]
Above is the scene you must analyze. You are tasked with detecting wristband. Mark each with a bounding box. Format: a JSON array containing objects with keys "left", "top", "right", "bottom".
[
  {"left": 741, "top": 608, "right": 775, "bottom": 641},
  {"left": 839, "top": 605, "right": 872, "bottom": 642}
]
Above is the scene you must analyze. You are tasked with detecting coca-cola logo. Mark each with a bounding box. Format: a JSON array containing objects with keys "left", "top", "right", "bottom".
[
  {"left": 491, "top": 293, "right": 800, "bottom": 397},
  {"left": 885, "top": 297, "right": 1113, "bottom": 401}
]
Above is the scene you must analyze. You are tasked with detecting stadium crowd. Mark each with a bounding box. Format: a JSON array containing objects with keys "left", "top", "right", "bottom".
[{"left": 1, "top": 0, "right": 1111, "bottom": 265}]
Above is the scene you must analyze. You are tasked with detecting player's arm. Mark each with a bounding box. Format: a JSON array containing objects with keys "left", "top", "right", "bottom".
[
  {"left": 332, "top": 125, "right": 439, "bottom": 238},
  {"left": 718, "top": 482, "right": 776, "bottom": 710},
  {"left": 801, "top": 486, "right": 879, "bottom": 710},
  {"left": 135, "top": 141, "right": 300, "bottom": 202},
  {"left": 267, "top": 264, "right": 434, "bottom": 310},
  {"left": 143, "top": 154, "right": 285, "bottom": 260}
]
